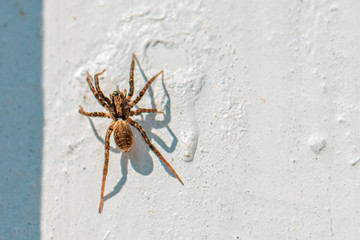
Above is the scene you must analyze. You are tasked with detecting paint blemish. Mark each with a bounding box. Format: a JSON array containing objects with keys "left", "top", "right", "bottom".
[
  {"left": 181, "top": 130, "right": 199, "bottom": 162},
  {"left": 308, "top": 134, "right": 327, "bottom": 154},
  {"left": 351, "top": 158, "right": 360, "bottom": 166}
]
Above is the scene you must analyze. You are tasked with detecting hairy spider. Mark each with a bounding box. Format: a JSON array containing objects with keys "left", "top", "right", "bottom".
[{"left": 79, "top": 54, "right": 183, "bottom": 213}]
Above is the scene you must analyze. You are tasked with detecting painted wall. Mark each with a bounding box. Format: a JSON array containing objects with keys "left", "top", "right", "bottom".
[
  {"left": 40, "top": 1, "right": 360, "bottom": 239},
  {"left": 0, "top": 1, "right": 42, "bottom": 239}
]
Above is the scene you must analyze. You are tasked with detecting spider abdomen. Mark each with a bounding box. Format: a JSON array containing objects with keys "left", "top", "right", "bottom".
[{"left": 113, "top": 120, "right": 133, "bottom": 152}]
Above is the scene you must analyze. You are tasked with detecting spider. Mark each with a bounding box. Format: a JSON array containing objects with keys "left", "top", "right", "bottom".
[{"left": 79, "top": 54, "right": 183, "bottom": 213}]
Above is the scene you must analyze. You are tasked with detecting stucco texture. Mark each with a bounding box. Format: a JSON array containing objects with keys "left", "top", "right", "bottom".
[{"left": 38, "top": 1, "right": 360, "bottom": 239}]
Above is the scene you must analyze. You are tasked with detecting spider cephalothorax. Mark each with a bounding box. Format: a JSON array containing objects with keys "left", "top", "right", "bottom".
[
  {"left": 109, "top": 90, "right": 131, "bottom": 120},
  {"left": 79, "top": 54, "right": 183, "bottom": 213}
]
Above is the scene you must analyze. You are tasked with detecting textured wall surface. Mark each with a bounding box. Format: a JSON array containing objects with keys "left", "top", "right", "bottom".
[{"left": 40, "top": 1, "right": 360, "bottom": 239}]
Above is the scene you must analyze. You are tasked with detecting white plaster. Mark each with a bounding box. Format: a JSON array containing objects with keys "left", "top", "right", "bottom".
[{"left": 41, "top": 1, "right": 360, "bottom": 239}]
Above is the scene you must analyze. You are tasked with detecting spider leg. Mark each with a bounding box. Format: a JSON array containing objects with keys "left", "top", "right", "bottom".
[
  {"left": 94, "top": 69, "right": 112, "bottom": 105},
  {"left": 126, "top": 53, "right": 136, "bottom": 100},
  {"left": 130, "top": 108, "right": 164, "bottom": 116},
  {"left": 86, "top": 71, "right": 109, "bottom": 110},
  {"left": 130, "top": 70, "right": 164, "bottom": 107},
  {"left": 99, "top": 121, "right": 115, "bottom": 213},
  {"left": 79, "top": 106, "right": 111, "bottom": 118},
  {"left": 127, "top": 118, "right": 183, "bottom": 184}
]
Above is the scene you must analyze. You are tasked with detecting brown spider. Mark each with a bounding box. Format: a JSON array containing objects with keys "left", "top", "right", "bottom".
[{"left": 79, "top": 54, "right": 183, "bottom": 213}]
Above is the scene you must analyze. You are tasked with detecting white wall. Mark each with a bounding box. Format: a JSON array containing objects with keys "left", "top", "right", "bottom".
[{"left": 41, "top": 1, "right": 360, "bottom": 239}]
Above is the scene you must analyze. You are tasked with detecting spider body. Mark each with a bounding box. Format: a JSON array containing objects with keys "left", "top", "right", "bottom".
[
  {"left": 79, "top": 54, "right": 183, "bottom": 213},
  {"left": 109, "top": 91, "right": 134, "bottom": 152},
  {"left": 113, "top": 120, "right": 133, "bottom": 152}
]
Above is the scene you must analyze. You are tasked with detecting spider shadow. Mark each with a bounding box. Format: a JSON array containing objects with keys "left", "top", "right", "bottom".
[
  {"left": 89, "top": 57, "right": 178, "bottom": 203},
  {"left": 130, "top": 57, "right": 178, "bottom": 173}
]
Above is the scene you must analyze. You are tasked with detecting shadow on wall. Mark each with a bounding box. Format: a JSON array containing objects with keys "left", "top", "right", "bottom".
[{"left": 0, "top": 1, "right": 42, "bottom": 239}]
